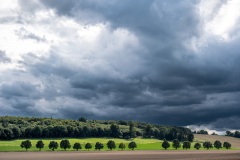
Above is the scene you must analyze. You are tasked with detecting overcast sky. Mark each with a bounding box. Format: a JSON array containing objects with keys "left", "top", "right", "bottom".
[{"left": 1, "top": 0, "right": 240, "bottom": 132}]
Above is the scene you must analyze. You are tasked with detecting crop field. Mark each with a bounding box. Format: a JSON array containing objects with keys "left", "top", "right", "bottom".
[
  {"left": 1, "top": 150, "right": 240, "bottom": 160},
  {"left": 0, "top": 135, "right": 239, "bottom": 151},
  {"left": 194, "top": 134, "right": 240, "bottom": 149}
]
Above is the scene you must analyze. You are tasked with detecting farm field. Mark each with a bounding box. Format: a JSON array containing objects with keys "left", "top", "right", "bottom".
[
  {"left": 0, "top": 135, "right": 239, "bottom": 151},
  {"left": 194, "top": 134, "right": 240, "bottom": 149},
  {"left": 0, "top": 138, "right": 163, "bottom": 151},
  {"left": 0, "top": 150, "right": 240, "bottom": 160}
]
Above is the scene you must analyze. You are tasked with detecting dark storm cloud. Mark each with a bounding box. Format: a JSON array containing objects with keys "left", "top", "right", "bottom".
[
  {"left": 0, "top": 81, "right": 38, "bottom": 99},
  {"left": 1, "top": 0, "right": 240, "bottom": 131}
]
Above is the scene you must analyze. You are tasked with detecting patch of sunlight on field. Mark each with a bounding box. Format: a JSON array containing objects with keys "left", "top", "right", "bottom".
[
  {"left": 0, "top": 138, "right": 237, "bottom": 151},
  {"left": 0, "top": 138, "right": 162, "bottom": 151}
]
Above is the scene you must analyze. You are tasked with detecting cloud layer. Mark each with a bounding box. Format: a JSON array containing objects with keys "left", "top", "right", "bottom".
[{"left": 1, "top": 0, "right": 240, "bottom": 131}]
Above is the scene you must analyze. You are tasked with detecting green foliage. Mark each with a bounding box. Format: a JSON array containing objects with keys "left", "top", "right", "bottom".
[
  {"left": 182, "top": 141, "right": 191, "bottom": 149},
  {"left": 48, "top": 141, "right": 58, "bottom": 151},
  {"left": 95, "top": 142, "right": 104, "bottom": 150},
  {"left": 78, "top": 117, "right": 87, "bottom": 122},
  {"left": 162, "top": 139, "right": 170, "bottom": 150},
  {"left": 196, "top": 130, "right": 208, "bottom": 135},
  {"left": 214, "top": 140, "right": 222, "bottom": 150},
  {"left": 188, "top": 133, "right": 194, "bottom": 142},
  {"left": 107, "top": 140, "right": 116, "bottom": 150},
  {"left": 73, "top": 142, "right": 81, "bottom": 151},
  {"left": 20, "top": 140, "right": 32, "bottom": 151},
  {"left": 110, "top": 124, "right": 122, "bottom": 138},
  {"left": 225, "top": 130, "right": 240, "bottom": 138},
  {"left": 128, "top": 141, "right": 137, "bottom": 150},
  {"left": 36, "top": 140, "right": 44, "bottom": 151},
  {"left": 118, "top": 142, "right": 125, "bottom": 150},
  {"left": 0, "top": 116, "right": 193, "bottom": 141},
  {"left": 129, "top": 122, "right": 136, "bottom": 138},
  {"left": 85, "top": 143, "right": 92, "bottom": 150},
  {"left": 194, "top": 142, "right": 201, "bottom": 150},
  {"left": 1, "top": 128, "right": 14, "bottom": 140},
  {"left": 203, "top": 141, "right": 213, "bottom": 150},
  {"left": 145, "top": 125, "right": 153, "bottom": 138},
  {"left": 12, "top": 127, "right": 21, "bottom": 139},
  {"left": 60, "top": 139, "right": 71, "bottom": 151},
  {"left": 223, "top": 142, "right": 231, "bottom": 150},
  {"left": 172, "top": 139, "right": 181, "bottom": 149}
]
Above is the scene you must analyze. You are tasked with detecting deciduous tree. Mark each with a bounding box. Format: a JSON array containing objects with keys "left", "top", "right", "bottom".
[
  {"left": 20, "top": 140, "right": 32, "bottom": 151},
  {"left": 107, "top": 140, "right": 116, "bottom": 150},
  {"left": 182, "top": 141, "right": 191, "bottom": 149},
  {"left": 203, "top": 141, "right": 212, "bottom": 150},
  {"left": 73, "top": 142, "right": 82, "bottom": 151},
  {"left": 95, "top": 142, "right": 104, "bottom": 150},
  {"left": 194, "top": 142, "right": 201, "bottom": 150},
  {"left": 60, "top": 139, "right": 71, "bottom": 151},
  {"left": 49, "top": 141, "right": 58, "bottom": 151},
  {"left": 172, "top": 139, "right": 181, "bottom": 149},
  {"left": 36, "top": 140, "right": 44, "bottom": 151},
  {"left": 85, "top": 143, "right": 92, "bottom": 151},
  {"left": 214, "top": 140, "right": 222, "bottom": 150},
  {"left": 119, "top": 142, "right": 125, "bottom": 150},
  {"left": 162, "top": 139, "right": 170, "bottom": 150},
  {"left": 223, "top": 142, "right": 231, "bottom": 150},
  {"left": 128, "top": 142, "right": 137, "bottom": 150}
]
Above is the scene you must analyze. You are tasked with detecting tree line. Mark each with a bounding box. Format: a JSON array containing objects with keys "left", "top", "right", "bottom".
[
  {"left": 162, "top": 139, "right": 231, "bottom": 150},
  {"left": 20, "top": 139, "right": 231, "bottom": 151},
  {"left": 20, "top": 139, "right": 137, "bottom": 151},
  {"left": 225, "top": 130, "right": 240, "bottom": 138},
  {"left": 0, "top": 116, "right": 194, "bottom": 141}
]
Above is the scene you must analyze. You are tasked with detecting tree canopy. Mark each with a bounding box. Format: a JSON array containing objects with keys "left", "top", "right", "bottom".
[
  {"left": 162, "top": 139, "right": 170, "bottom": 150},
  {"left": 73, "top": 142, "right": 82, "bottom": 151},
  {"left": 128, "top": 141, "right": 137, "bottom": 150},
  {"left": 107, "top": 140, "right": 116, "bottom": 150},
  {"left": 119, "top": 142, "right": 126, "bottom": 150},
  {"left": 36, "top": 140, "right": 44, "bottom": 151},
  {"left": 182, "top": 141, "right": 191, "bottom": 149},
  {"left": 85, "top": 143, "right": 92, "bottom": 150},
  {"left": 49, "top": 141, "right": 58, "bottom": 151},
  {"left": 60, "top": 139, "right": 71, "bottom": 151},
  {"left": 20, "top": 140, "right": 32, "bottom": 151},
  {"left": 95, "top": 142, "right": 104, "bottom": 150},
  {"left": 172, "top": 139, "right": 181, "bottom": 150},
  {"left": 214, "top": 140, "right": 222, "bottom": 150},
  {"left": 203, "top": 141, "right": 213, "bottom": 150}
]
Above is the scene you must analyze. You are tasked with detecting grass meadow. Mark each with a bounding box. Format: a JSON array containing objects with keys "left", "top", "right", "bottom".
[{"left": 0, "top": 137, "right": 237, "bottom": 151}]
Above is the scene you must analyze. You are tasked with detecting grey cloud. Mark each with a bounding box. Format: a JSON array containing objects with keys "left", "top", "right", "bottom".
[
  {"left": 1, "top": 0, "right": 240, "bottom": 130},
  {"left": 0, "top": 50, "right": 11, "bottom": 63},
  {"left": 0, "top": 81, "right": 39, "bottom": 99},
  {"left": 15, "top": 28, "right": 46, "bottom": 42}
]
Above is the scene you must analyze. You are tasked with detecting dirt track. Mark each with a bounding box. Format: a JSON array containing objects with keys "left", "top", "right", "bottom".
[{"left": 1, "top": 150, "right": 240, "bottom": 160}]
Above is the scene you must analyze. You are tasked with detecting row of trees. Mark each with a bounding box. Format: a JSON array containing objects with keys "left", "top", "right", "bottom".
[
  {"left": 225, "top": 130, "right": 240, "bottom": 138},
  {"left": 20, "top": 140, "right": 137, "bottom": 151},
  {"left": 0, "top": 116, "right": 194, "bottom": 141},
  {"left": 21, "top": 139, "right": 232, "bottom": 151},
  {"left": 161, "top": 139, "right": 231, "bottom": 150}
]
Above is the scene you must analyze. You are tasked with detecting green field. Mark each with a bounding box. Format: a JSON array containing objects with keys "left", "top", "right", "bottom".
[{"left": 0, "top": 137, "right": 236, "bottom": 151}]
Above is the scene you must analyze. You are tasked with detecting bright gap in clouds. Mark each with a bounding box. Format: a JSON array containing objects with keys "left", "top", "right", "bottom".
[{"left": 199, "top": 0, "right": 240, "bottom": 40}]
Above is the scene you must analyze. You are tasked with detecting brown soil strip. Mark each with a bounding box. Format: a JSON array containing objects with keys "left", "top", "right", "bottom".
[{"left": 0, "top": 150, "right": 240, "bottom": 160}]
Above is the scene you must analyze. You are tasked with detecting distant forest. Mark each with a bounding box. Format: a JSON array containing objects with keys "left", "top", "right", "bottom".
[
  {"left": 0, "top": 116, "right": 193, "bottom": 141},
  {"left": 225, "top": 130, "right": 240, "bottom": 139}
]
